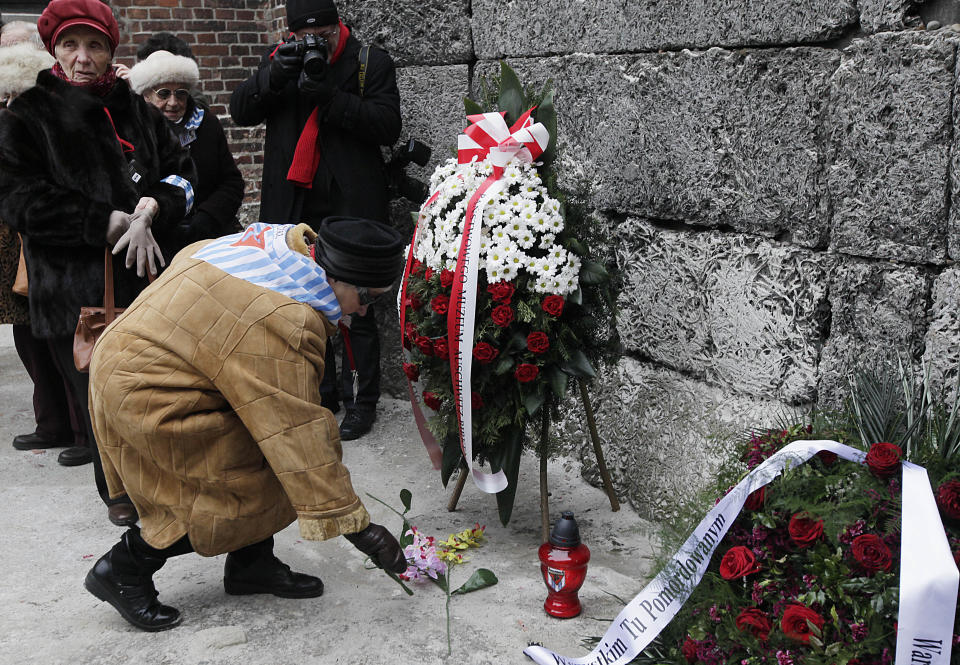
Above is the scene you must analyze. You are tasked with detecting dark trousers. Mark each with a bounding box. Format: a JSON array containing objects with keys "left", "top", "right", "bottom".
[
  {"left": 319, "top": 307, "right": 380, "bottom": 411},
  {"left": 47, "top": 335, "right": 131, "bottom": 508},
  {"left": 123, "top": 527, "right": 274, "bottom": 566},
  {"left": 298, "top": 186, "right": 385, "bottom": 412},
  {"left": 12, "top": 324, "right": 86, "bottom": 445}
]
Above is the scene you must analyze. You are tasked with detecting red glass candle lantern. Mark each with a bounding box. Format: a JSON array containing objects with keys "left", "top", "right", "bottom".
[{"left": 538, "top": 511, "right": 591, "bottom": 618}]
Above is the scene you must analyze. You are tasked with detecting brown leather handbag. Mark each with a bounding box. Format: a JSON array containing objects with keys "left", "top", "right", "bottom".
[
  {"left": 73, "top": 248, "right": 154, "bottom": 373},
  {"left": 12, "top": 235, "right": 28, "bottom": 296}
]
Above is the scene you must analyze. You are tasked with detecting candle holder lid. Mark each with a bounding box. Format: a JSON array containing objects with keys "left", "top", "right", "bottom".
[{"left": 549, "top": 511, "right": 581, "bottom": 547}]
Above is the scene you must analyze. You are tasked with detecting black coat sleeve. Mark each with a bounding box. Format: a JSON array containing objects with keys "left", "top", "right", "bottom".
[
  {"left": 230, "top": 49, "right": 288, "bottom": 127},
  {"left": 320, "top": 47, "right": 401, "bottom": 147},
  {"left": 139, "top": 101, "right": 197, "bottom": 232},
  {"left": 193, "top": 113, "right": 244, "bottom": 235}
]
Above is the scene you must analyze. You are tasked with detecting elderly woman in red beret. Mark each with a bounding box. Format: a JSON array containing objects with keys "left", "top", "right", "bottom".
[{"left": 0, "top": 0, "right": 196, "bottom": 527}]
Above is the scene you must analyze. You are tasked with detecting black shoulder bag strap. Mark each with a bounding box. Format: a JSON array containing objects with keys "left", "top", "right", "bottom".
[{"left": 358, "top": 45, "right": 370, "bottom": 97}]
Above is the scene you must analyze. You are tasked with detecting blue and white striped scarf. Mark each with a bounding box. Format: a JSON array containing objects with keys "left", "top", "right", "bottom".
[{"left": 192, "top": 223, "right": 341, "bottom": 324}]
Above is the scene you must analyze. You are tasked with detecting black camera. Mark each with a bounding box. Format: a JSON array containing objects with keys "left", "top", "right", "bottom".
[
  {"left": 282, "top": 32, "right": 328, "bottom": 78},
  {"left": 387, "top": 139, "right": 432, "bottom": 203}
]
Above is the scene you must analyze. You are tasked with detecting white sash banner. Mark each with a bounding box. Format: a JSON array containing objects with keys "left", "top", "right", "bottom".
[
  {"left": 523, "top": 440, "right": 958, "bottom": 665},
  {"left": 447, "top": 175, "right": 510, "bottom": 493}
]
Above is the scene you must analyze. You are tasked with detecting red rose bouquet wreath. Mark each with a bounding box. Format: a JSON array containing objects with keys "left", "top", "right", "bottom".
[
  {"left": 624, "top": 427, "right": 960, "bottom": 665},
  {"left": 398, "top": 64, "right": 617, "bottom": 525}
]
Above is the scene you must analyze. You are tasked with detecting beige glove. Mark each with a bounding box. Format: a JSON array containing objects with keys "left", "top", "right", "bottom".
[{"left": 113, "top": 211, "right": 164, "bottom": 278}]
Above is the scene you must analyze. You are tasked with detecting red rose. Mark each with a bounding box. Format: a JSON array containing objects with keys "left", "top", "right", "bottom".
[
  {"left": 440, "top": 269, "right": 455, "bottom": 289},
  {"left": 526, "top": 332, "right": 550, "bottom": 354},
  {"left": 471, "top": 393, "right": 483, "bottom": 409},
  {"left": 735, "top": 608, "right": 772, "bottom": 641},
  {"left": 541, "top": 295, "right": 565, "bottom": 317},
  {"left": 718, "top": 546, "right": 761, "bottom": 580},
  {"left": 422, "top": 391, "right": 441, "bottom": 411},
  {"left": 404, "top": 322, "right": 418, "bottom": 340},
  {"left": 681, "top": 637, "right": 698, "bottom": 664},
  {"left": 431, "top": 295, "right": 449, "bottom": 316},
  {"left": 411, "top": 259, "right": 423, "bottom": 276},
  {"left": 788, "top": 513, "right": 824, "bottom": 549},
  {"left": 865, "top": 441, "right": 902, "bottom": 478},
  {"left": 473, "top": 342, "right": 499, "bottom": 364},
  {"left": 781, "top": 603, "right": 824, "bottom": 643},
  {"left": 851, "top": 534, "right": 892, "bottom": 573},
  {"left": 487, "top": 280, "right": 516, "bottom": 303},
  {"left": 415, "top": 336, "right": 433, "bottom": 356},
  {"left": 424, "top": 268, "right": 434, "bottom": 280},
  {"left": 433, "top": 337, "right": 449, "bottom": 359},
  {"left": 743, "top": 487, "right": 765, "bottom": 511},
  {"left": 402, "top": 362, "right": 420, "bottom": 382},
  {"left": 515, "top": 363, "right": 539, "bottom": 383},
  {"left": 491, "top": 304, "right": 514, "bottom": 327},
  {"left": 404, "top": 292, "right": 423, "bottom": 311},
  {"left": 936, "top": 480, "right": 960, "bottom": 521},
  {"left": 817, "top": 450, "right": 838, "bottom": 466}
]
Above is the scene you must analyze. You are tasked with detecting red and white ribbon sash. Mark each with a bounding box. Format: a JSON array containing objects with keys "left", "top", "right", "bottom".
[
  {"left": 524, "top": 441, "right": 958, "bottom": 665},
  {"left": 457, "top": 108, "right": 549, "bottom": 178},
  {"left": 398, "top": 190, "right": 443, "bottom": 470}
]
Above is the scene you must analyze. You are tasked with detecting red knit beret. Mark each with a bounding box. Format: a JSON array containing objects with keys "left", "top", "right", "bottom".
[{"left": 37, "top": 0, "right": 119, "bottom": 55}]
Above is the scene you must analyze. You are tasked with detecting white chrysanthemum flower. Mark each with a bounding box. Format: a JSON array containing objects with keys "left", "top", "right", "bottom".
[
  {"left": 505, "top": 218, "right": 526, "bottom": 237},
  {"left": 539, "top": 232, "right": 556, "bottom": 247},
  {"left": 517, "top": 228, "right": 536, "bottom": 249}
]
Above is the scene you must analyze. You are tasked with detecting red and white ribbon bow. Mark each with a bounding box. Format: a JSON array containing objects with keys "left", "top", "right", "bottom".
[{"left": 457, "top": 108, "right": 550, "bottom": 178}]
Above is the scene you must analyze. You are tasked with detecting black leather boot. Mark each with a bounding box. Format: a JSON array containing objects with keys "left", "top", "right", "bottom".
[
  {"left": 223, "top": 538, "right": 324, "bottom": 598},
  {"left": 84, "top": 531, "right": 182, "bottom": 632}
]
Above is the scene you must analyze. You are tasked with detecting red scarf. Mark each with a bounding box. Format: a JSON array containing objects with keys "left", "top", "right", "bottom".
[
  {"left": 52, "top": 62, "right": 118, "bottom": 98},
  {"left": 286, "top": 21, "right": 350, "bottom": 189}
]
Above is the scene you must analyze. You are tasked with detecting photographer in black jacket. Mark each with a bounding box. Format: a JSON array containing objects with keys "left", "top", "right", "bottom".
[{"left": 229, "top": 0, "right": 402, "bottom": 440}]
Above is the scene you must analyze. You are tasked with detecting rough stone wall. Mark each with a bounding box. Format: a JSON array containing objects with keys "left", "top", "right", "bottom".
[{"left": 95, "top": 0, "right": 960, "bottom": 522}]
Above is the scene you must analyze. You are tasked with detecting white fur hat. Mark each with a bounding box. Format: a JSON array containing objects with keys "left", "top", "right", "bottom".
[
  {"left": 128, "top": 49, "right": 199, "bottom": 95},
  {"left": 0, "top": 41, "right": 54, "bottom": 99}
]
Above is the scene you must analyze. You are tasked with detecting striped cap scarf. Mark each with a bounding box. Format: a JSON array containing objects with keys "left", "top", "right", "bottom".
[{"left": 192, "top": 223, "right": 341, "bottom": 323}]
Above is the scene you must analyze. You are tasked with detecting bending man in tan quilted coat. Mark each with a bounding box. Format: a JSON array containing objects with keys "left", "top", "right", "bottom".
[{"left": 84, "top": 218, "right": 408, "bottom": 632}]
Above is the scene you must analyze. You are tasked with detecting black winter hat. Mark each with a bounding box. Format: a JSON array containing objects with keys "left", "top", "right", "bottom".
[
  {"left": 286, "top": 0, "right": 338, "bottom": 31},
  {"left": 314, "top": 217, "right": 405, "bottom": 288}
]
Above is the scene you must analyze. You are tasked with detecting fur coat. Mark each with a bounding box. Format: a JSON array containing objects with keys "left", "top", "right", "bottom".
[
  {"left": 89, "top": 228, "right": 370, "bottom": 556},
  {"left": 0, "top": 41, "right": 53, "bottom": 325},
  {"left": 0, "top": 71, "right": 196, "bottom": 338}
]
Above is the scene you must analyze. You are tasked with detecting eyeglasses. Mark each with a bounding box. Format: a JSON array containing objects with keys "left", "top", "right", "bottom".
[
  {"left": 355, "top": 286, "right": 386, "bottom": 306},
  {"left": 153, "top": 88, "right": 190, "bottom": 101}
]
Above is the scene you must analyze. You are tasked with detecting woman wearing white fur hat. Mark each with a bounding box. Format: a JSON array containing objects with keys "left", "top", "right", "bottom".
[{"left": 129, "top": 48, "right": 243, "bottom": 256}]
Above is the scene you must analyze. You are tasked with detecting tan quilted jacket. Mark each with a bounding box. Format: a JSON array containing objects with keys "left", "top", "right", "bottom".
[{"left": 88, "top": 227, "right": 370, "bottom": 555}]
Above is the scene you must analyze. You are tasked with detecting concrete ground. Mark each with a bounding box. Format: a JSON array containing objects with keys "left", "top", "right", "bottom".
[{"left": 0, "top": 324, "right": 657, "bottom": 665}]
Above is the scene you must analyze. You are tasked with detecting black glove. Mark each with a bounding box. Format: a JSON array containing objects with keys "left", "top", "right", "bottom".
[
  {"left": 269, "top": 42, "right": 302, "bottom": 91},
  {"left": 298, "top": 70, "right": 337, "bottom": 105},
  {"left": 344, "top": 523, "right": 407, "bottom": 573}
]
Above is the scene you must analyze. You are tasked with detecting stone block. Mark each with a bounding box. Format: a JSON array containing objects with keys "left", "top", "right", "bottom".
[
  {"left": 338, "top": 0, "right": 472, "bottom": 66},
  {"left": 817, "top": 261, "right": 930, "bottom": 407},
  {"left": 951, "top": 45, "right": 960, "bottom": 260},
  {"left": 828, "top": 31, "right": 955, "bottom": 265},
  {"left": 479, "top": 48, "right": 838, "bottom": 247},
  {"left": 552, "top": 359, "right": 790, "bottom": 523},
  {"left": 923, "top": 268, "right": 960, "bottom": 397},
  {"left": 859, "top": 0, "right": 923, "bottom": 32},
  {"left": 395, "top": 64, "right": 469, "bottom": 195},
  {"left": 617, "top": 219, "right": 831, "bottom": 404},
  {"left": 472, "top": 0, "right": 857, "bottom": 57}
]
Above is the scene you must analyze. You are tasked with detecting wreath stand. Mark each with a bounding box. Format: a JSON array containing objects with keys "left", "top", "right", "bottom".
[{"left": 446, "top": 378, "right": 620, "bottom": 542}]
